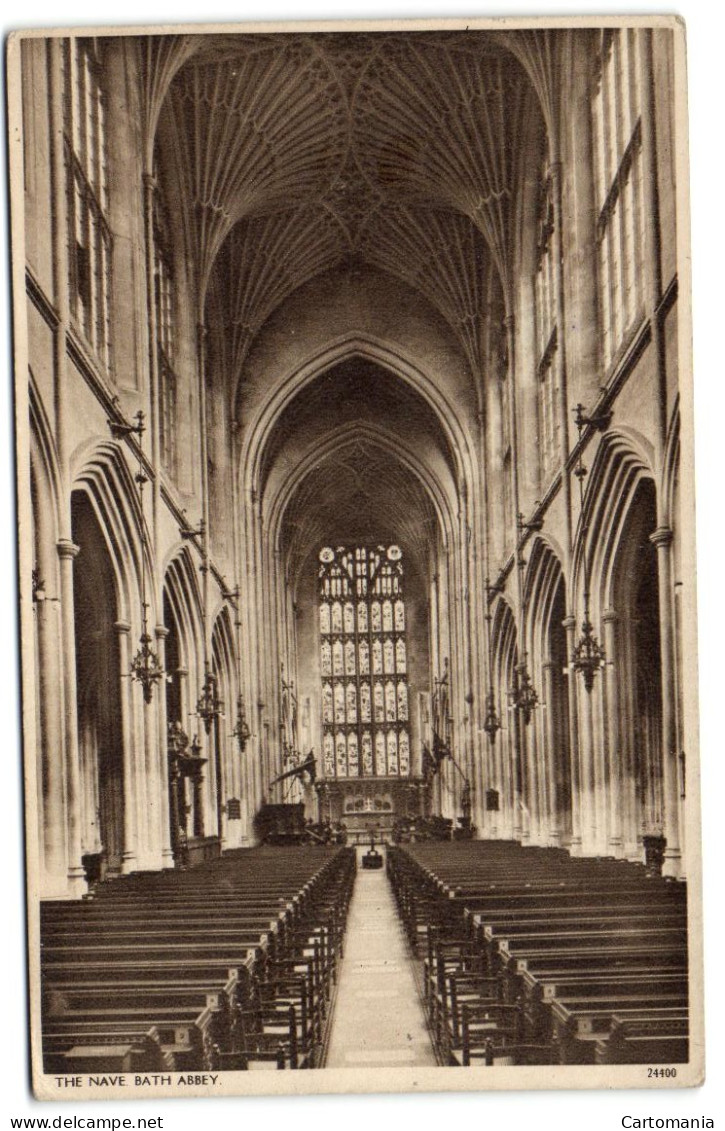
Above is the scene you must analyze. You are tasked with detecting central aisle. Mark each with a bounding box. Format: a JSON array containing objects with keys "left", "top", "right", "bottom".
[{"left": 325, "top": 848, "right": 437, "bottom": 1069}]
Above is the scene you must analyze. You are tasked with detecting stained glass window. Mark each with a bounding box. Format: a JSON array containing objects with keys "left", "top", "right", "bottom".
[{"left": 318, "top": 544, "right": 411, "bottom": 778}]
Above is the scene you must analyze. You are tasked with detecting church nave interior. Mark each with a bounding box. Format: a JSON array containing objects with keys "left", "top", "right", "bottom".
[{"left": 15, "top": 24, "right": 696, "bottom": 1080}]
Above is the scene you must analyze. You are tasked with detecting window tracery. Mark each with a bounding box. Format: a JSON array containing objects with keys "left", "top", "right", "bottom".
[
  {"left": 62, "top": 39, "right": 111, "bottom": 370},
  {"left": 319, "top": 544, "right": 411, "bottom": 778},
  {"left": 153, "top": 189, "right": 179, "bottom": 478},
  {"left": 592, "top": 29, "right": 645, "bottom": 369},
  {"left": 534, "top": 166, "right": 561, "bottom": 475}
]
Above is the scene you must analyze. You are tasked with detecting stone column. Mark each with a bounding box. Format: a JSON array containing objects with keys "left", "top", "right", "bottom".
[
  {"left": 486, "top": 722, "right": 500, "bottom": 840},
  {"left": 563, "top": 614, "right": 582, "bottom": 852},
  {"left": 57, "top": 539, "right": 86, "bottom": 894},
  {"left": 602, "top": 609, "right": 623, "bottom": 856},
  {"left": 619, "top": 614, "right": 641, "bottom": 860},
  {"left": 47, "top": 40, "right": 70, "bottom": 471},
  {"left": 134, "top": 667, "right": 158, "bottom": 869},
  {"left": 511, "top": 696, "right": 524, "bottom": 842},
  {"left": 155, "top": 624, "right": 174, "bottom": 866},
  {"left": 114, "top": 620, "right": 137, "bottom": 873},
  {"left": 650, "top": 526, "right": 681, "bottom": 875},
  {"left": 592, "top": 637, "right": 610, "bottom": 856},
  {"left": 35, "top": 588, "right": 68, "bottom": 892},
  {"left": 542, "top": 659, "right": 559, "bottom": 846},
  {"left": 168, "top": 758, "right": 181, "bottom": 863},
  {"left": 559, "top": 54, "right": 600, "bottom": 413},
  {"left": 524, "top": 672, "right": 542, "bottom": 845},
  {"left": 486, "top": 380, "right": 504, "bottom": 568},
  {"left": 576, "top": 672, "right": 597, "bottom": 855},
  {"left": 550, "top": 157, "right": 575, "bottom": 574},
  {"left": 142, "top": 173, "right": 160, "bottom": 464},
  {"left": 503, "top": 705, "right": 516, "bottom": 843}
]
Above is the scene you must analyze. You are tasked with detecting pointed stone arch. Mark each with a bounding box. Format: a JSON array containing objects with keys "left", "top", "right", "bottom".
[
  {"left": 242, "top": 335, "right": 476, "bottom": 503},
  {"left": 572, "top": 429, "right": 655, "bottom": 616},
  {"left": 71, "top": 441, "right": 153, "bottom": 627},
  {"left": 568, "top": 431, "right": 681, "bottom": 866},
  {"left": 163, "top": 545, "right": 205, "bottom": 727},
  {"left": 68, "top": 441, "right": 167, "bottom": 876},
  {"left": 490, "top": 597, "right": 519, "bottom": 840},
  {"left": 524, "top": 536, "right": 572, "bottom": 845},
  {"left": 29, "top": 375, "right": 67, "bottom": 891},
  {"left": 211, "top": 605, "right": 243, "bottom": 847}
]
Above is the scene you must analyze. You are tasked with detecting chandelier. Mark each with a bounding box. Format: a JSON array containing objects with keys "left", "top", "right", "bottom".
[
  {"left": 511, "top": 514, "right": 539, "bottom": 728},
  {"left": 483, "top": 689, "right": 501, "bottom": 743},
  {"left": 482, "top": 578, "right": 501, "bottom": 743},
  {"left": 571, "top": 404, "right": 607, "bottom": 692},
  {"left": 114, "top": 409, "right": 164, "bottom": 704},
  {"left": 197, "top": 664, "right": 224, "bottom": 734},
  {"left": 510, "top": 657, "right": 538, "bottom": 725},
  {"left": 572, "top": 615, "right": 606, "bottom": 692},
  {"left": 131, "top": 618, "right": 165, "bottom": 703},
  {"left": 231, "top": 692, "right": 251, "bottom": 752}
]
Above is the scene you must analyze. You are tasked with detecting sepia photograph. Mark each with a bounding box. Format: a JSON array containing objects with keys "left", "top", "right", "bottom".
[{"left": 7, "top": 14, "right": 704, "bottom": 1101}]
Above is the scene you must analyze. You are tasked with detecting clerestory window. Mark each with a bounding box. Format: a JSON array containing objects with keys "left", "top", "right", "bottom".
[
  {"left": 153, "top": 192, "right": 178, "bottom": 478},
  {"left": 592, "top": 28, "right": 646, "bottom": 369},
  {"left": 62, "top": 39, "right": 112, "bottom": 370},
  {"left": 534, "top": 168, "right": 561, "bottom": 475}
]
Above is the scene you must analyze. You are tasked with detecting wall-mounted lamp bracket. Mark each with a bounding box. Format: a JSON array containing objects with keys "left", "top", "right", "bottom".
[
  {"left": 573, "top": 402, "right": 612, "bottom": 434},
  {"left": 108, "top": 404, "right": 145, "bottom": 440}
]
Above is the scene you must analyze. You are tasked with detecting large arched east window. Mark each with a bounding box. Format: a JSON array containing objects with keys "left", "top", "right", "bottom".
[{"left": 319, "top": 544, "right": 410, "bottom": 779}]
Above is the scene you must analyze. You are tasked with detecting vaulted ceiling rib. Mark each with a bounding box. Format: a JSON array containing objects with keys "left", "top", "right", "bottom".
[
  {"left": 208, "top": 207, "right": 344, "bottom": 382},
  {"left": 354, "top": 40, "right": 531, "bottom": 291},
  {"left": 167, "top": 41, "right": 348, "bottom": 294},
  {"left": 281, "top": 438, "right": 438, "bottom": 588},
  {"left": 359, "top": 206, "right": 487, "bottom": 376},
  {"left": 499, "top": 29, "right": 562, "bottom": 140},
  {"left": 141, "top": 35, "right": 198, "bottom": 167},
  {"left": 155, "top": 32, "right": 543, "bottom": 376}
]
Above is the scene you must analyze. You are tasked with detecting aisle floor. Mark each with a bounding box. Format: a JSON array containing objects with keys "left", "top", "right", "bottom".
[{"left": 325, "top": 847, "right": 437, "bottom": 1069}]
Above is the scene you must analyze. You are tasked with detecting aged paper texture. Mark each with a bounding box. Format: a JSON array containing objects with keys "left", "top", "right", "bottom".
[{"left": 7, "top": 14, "right": 703, "bottom": 1101}]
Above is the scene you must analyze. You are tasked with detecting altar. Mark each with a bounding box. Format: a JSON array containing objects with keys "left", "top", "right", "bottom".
[{"left": 315, "top": 776, "right": 428, "bottom": 841}]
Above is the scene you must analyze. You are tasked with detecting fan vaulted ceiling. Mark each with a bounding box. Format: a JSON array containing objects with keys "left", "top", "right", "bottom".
[{"left": 149, "top": 31, "right": 551, "bottom": 382}]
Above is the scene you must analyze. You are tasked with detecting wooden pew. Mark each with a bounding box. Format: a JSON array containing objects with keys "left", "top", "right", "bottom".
[
  {"left": 596, "top": 1011, "right": 689, "bottom": 1064},
  {"left": 550, "top": 995, "right": 690, "bottom": 1063},
  {"left": 43, "top": 997, "right": 226, "bottom": 1069},
  {"left": 457, "top": 1002, "right": 525, "bottom": 1066},
  {"left": 40, "top": 846, "right": 355, "bottom": 1074},
  {"left": 388, "top": 842, "right": 689, "bottom": 1068},
  {"left": 521, "top": 969, "right": 689, "bottom": 1042},
  {"left": 43, "top": 1025, "right": 176, "bottom": 1075}
]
